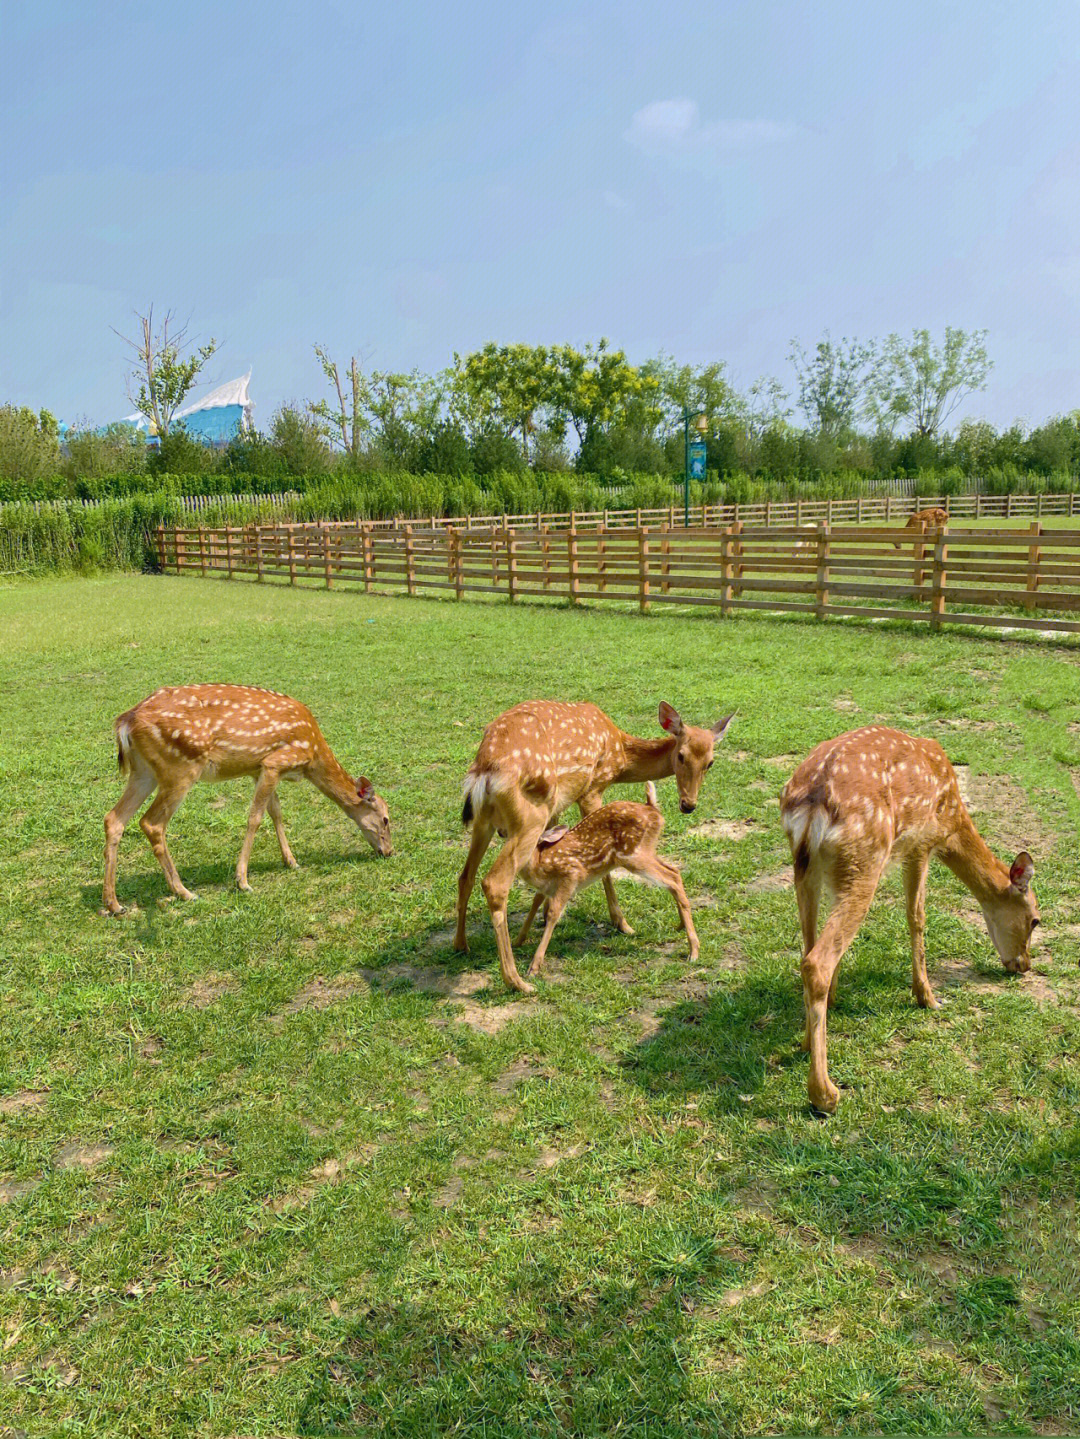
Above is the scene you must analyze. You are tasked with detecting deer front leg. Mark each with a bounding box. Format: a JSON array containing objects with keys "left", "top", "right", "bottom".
[
  {"left": 527, "top": 892, "right": 569, "bottom": 977},
  {"left": 268, "top": 792, "right": 297, "bottom": 870},
  {"left": 455, "top": 817, "right": 495, "bottom": 952},
  {"left": 236, "top": 751, "right": 307, "bottom": 891},
  {"left": 481, "top": 817, "right": 547, "bottom": 995},
  {"left": 904, "top": 851, "right": 937, "bottom": 1008},
  {"left": 515, "top": 892, "right": 544, "bottom": 947},
  {"left": 578, "top": 792, "right": 633, "bottom": 935}
]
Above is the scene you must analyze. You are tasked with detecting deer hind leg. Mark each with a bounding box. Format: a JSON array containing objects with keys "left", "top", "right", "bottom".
[
  {"left": 102, "top": 760, "right": 157, "bottom": 915},
  {"left": 527, "top": 891, "right": 569, "bottom": 977},
  {"left": 904, "top": 850, "right": 937, "bottom": 1009},
  {"left": 801, "top": 865, "right": 884, "bottom": 1114},
  {"left": 139, "top": 770, "right": 200, "bottom": 902},
  {"left": 515, "top": 892, "right": 544, "bottom": 947},
  {"left": 481, "top": 803, "right": 548, "bottom": 995},
  {"left": 794, "top": 861, "right": 823, "bottom": 1047},
  {"left": 454, "top": 816, "right": 496, "bottom": 952},
  {"left": 267, "top": 792, "right": 297, "bottom": 870},
  {"left": 578, "top": 792, "right": 633, "bottom": 935},
  {"left": 623, "top": 852, "right": 700, "bottom": 961}
]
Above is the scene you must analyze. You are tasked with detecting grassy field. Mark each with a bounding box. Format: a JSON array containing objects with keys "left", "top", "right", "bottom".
[{"left": 1, "top": 575, "right": 1079, "bottom": 1437}]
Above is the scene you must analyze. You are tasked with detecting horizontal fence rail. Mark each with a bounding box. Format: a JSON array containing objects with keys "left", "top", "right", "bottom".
[{"left": 155, "top": 515, "right": 1080, "bottom": 638}]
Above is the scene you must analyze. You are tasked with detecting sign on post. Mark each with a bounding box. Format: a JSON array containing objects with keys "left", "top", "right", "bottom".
[{"left": 689, "top": 442, "right": 707, "bottom": 480}]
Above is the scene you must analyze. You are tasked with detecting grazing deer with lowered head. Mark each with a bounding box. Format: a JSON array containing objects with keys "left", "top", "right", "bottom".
[
  {"left": 457, "top": 700, "right": 733, "bottom": 993},
  {"left": 780, "top": 726, "right": 1039, "bottom": 1113},
  {"left": 102, "top": 684, "right": 391, "bottom": 915},
  {"left": 893, "top": 507, "right": 948, "bottom": 549},
  {"left": 515, "top": 782, "right": 699, "bottom": 978}
]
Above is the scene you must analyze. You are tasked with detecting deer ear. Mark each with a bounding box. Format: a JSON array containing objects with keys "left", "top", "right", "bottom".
[
  {"left": 537, "top": 826, "right": 569, "bottom": 848},
  {"left": 658, "top": 702, "right": 683, "bottom": 735},
  {"left": 712, "top": 712, "right": 736, "bottom": 741},
  {"left": 356, "top": 776, "right": 375, "bottom": 803},
  {"left": 1009, "top": 851, "right": 1034, "bottom": 892}
]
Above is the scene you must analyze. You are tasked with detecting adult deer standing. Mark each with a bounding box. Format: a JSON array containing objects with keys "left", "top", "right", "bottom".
[
  {"left": 893, "top": 507, "right": 949, "bottom": 549},
  {"left": 780, "top": 726, "right": 1039, "bottom": 1113},
  {"left": 457, "top": 700, "right": 733, "bottom": 993},
  {"left": 102, "top": 685, "right": 391, "bottom": 915}
]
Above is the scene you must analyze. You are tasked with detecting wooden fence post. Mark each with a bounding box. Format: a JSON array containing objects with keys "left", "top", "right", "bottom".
[
  {"left": 405, "top": 524, "right": 416, "bottom": 597},
  {"left": 287, "top": 527, "right": 297, "bottom": 586},
  {"left": 540, "top": 523, "right": 551, "bottom": 591},
  {"left": 815, "top": 521, "right": 830, "bottom": 620},
  {"left": 323, "top": 524, "right": 333, "bottom": 588},
  {"left": 885, "top": 494, "right": 891, "bottom": 522},
  {"left": 596, "top": 524, "right": 606, "bottom": 593},
  {"left": 198, "top": 526, "right": 208, "bottom": 576},
  {"left": 568, "top": 526, "right": 579, "bottom": 605},
  {"left": 638, "top": 528, "right": 651, "bottom": 612},
  {"left": 660, "top": 521, "right": 671, "bottom": 595},
  {"left": 930, "top": 531, "right": 948, "bottom": 632},
  {"left": 732, "top": 520, "right": 744, "bottom": 600},
  {"left": 1025, "top": 521, "right": 1042, "bottom": 612},
  {"left": 507, "top": 526, "right": 518, "bottom": 603},
  {"left": 452, "top": 528, "right": 464, "bottom": 600},
  {"left": 720, "top": 526, "right": 732, "bottom": 617},
  {"left": 1006, "top": 492, "right": 1013, "bottom": 519}
]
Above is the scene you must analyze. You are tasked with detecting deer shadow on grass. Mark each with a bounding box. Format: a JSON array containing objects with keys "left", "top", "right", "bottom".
[
  {"left": 78, "top": 846, "right": 382, "bottom": 915},
  {"left": 296, "top": 1241, "right": 747, "bottom": 1436}
]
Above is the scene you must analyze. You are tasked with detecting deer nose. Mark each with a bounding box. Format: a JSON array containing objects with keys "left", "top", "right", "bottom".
[{"left": 680, "top": 800, "right": 696, "bottom": 814}]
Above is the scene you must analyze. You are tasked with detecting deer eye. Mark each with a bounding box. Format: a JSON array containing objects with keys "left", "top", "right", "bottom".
[
  {"left": 706, "top": 760, "right": 714, "bottom": 770},
  {"left": 677, "top": 751, "right": 687, "bottom": 763},
  {"left": 1030, "top": 917, "right": 1040, "bottom": 931}
]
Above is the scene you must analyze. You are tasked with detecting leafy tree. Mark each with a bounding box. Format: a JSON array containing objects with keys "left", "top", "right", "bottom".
[
  {"left": 271, "top": 404, "right": 333, "bottom": 476},
  {"left": 869, "top": 328, "right": 991, "bottom": 437},
  {"left": 452, "top": 344, "right": 557, "bottom": 461},
  {"left": 310, "top": 347, "right": 369, "bottom": 461},
  {"left": 789, "top": 334, "right": 875, "bottom": 439},
  {"left": 548, "top": 341, "right": 652, "bottom": 448},
  {"left": 61, "top": 422, "right": 145, "bottom": 482},
  {"left": 643, "top": 355, "right": 735, "bottom": 439},
  {"left": 115, "top": 306, "right": 217, "bottom": 437},
  {"left": 0, "top": 405, "right": 60, "bottom": 488}
]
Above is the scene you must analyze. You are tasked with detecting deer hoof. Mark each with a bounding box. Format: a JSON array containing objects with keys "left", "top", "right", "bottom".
[
  {"left": 809, "top": 1083, "right": 840, "bottom": 1115},
  {"left": 100, "top": 903, "right": 126, "bottom": 918},
  {"left": 236, "top": 880, "right": 253, "bottom": 894},
  {"left": 616, "top": 920, "right": 635, "bottom": 936},
  {"left": 177, "top": 887, "right": 199, "bottom": 902}
]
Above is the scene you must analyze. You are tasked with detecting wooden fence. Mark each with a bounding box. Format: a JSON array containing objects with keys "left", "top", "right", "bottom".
[{"left": 156, "top": 516, "right": 1080, "bottom": 637}]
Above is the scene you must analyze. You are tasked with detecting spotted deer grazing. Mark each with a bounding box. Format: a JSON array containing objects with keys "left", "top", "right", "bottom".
[
  {"left": 102, "top": 685, "right": 391, "bottom": 915},
  {"left": 893, "top": 507, "right": 949, "bottom": 549},
  {"left": 515, "top": 782, "right": 699, "bottom": 978},
  {"left": 458, "top": 701, "right": 734, "bottom": 993},
  {"left": 780, "top": 726, "right": 1039, "bottom": 1113}
]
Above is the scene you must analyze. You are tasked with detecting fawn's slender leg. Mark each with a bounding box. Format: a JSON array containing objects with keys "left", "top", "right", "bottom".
[
  {"left": 527, "top": 892, "right": 569, "bottom": 976},
  {"left": 102, "top": 762, "right": 157, "bottom": 915},
  {"left": 267, "top": 791, "right": 297, "bottom": 869},
  {"left": 578, "top": 793, "right": 634, "bottom": 935},
  {"left": 481, "top": 803, "right": 548, "bottom": 994},
  {"left": 904, "top": 850, "right": 937, "bottom": 1009},
  {"left": 455, "top": 816, "right": 496, "bottom": 951},
  {"left": 801, "top": 865, "right": 884, "bottom": 1114},
  {"left": 515, "top": 893, "right": 544, "bottom": 947},
  {"left": 139, "top": 770, "right": 201, "bottom": 901},
  {"left": 624, "top": 852, "right": 699, "bottom": 960},
  {"left": 794, "top": 861, "right": 821, "bottom": 1048}
]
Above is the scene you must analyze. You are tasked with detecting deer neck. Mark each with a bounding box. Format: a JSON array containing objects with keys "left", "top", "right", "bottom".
[
  {"left": 616, "top": 732, "right": 678, "bottom": 784},
  {"left": 939, "top": 815, "right": 1009, "bottom": 904},
  {"left": 308, "top": 748, "right": 359, "bottom": 813}
]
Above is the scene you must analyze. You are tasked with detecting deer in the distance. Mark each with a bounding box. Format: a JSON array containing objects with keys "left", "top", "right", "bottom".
[
  {"left": 458, "top": 700, "right": 733, "bottom": 993},
  {"left": 515, "top": 782, "right": 699, "bottom": 979},
  {"left": 893, "top": 507, "right": 949, "bottom": 549},
  {"left": 780, "top": 726, "right": 1040, "bottom": 1113},
  {"left": 102, "top": 685, "right": 391, "bottom": 915}
]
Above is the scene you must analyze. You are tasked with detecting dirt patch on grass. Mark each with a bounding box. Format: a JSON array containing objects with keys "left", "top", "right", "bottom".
[
  {"left": 437, "top": 998, "right": 540, "bottom": 1034},
  {"left": 690, "top": 818, "right": 756, "bottom": 841},
  {"left": 933, "top": 959, "right": 1007, "bottom": 997},
  {"left": 951, "top": 767, "right": 1053, "bottom": 854},
  {"left": 182, "top": 975, "right": 236, "bottom": 1009},
  {"left": 745, "top": 870, "right": 793, "bottom": 893},
  {"left": 0, "top": 1178, "right": 42, "bottom": 1205},
  {"left": 833, "top": 697, "right": 859, "bottom": 713},
  {"left": 0, "top": 1089, "right": 48, "bottom": 1116},
  {"left": 524, "top": 1141, "right": 588, "bottom": 1174},
  {"left": 365, "top": 963, "right": 489, "bottom": 999},
  {"left": 762, "top": 754, "right": 799, "bottom": 769},
  {"left": 493, "top": 1057, "right": 551, "bottom": 1095},
  {"left": 272, "top": 974, "right": 370, "bottom": 1022},
  {"left": 270, "top": 1149, "right": 377, "bottom": 1212},
  {"left": 54, "top": 1141, "right": 114, "bottom": 1170}
]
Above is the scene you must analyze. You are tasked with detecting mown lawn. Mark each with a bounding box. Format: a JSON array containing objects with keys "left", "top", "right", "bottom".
[{"left": 1, "top": 574, "right": 1079, "bottom": 1438}]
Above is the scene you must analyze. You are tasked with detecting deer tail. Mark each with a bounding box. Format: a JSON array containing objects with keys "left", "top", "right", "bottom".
[
  {"left": 644, "top": 781, "right": 658, "bottom": 809},
  {"left": 114, "top": 712, "right": 136, "bottom": 775}
]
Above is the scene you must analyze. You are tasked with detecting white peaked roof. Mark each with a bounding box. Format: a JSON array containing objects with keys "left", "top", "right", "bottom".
[{"left": 176, "top": 372, "right": 253, "bottom": 418}]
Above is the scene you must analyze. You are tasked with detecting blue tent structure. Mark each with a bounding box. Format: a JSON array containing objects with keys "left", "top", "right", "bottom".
[{"left": 119, "top": 372, "right": 254, "bottom": 445}]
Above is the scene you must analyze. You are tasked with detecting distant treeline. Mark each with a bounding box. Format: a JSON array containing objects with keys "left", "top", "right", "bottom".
[{"left": 3, "top": 330, "right": 1079, "bottom": 502}]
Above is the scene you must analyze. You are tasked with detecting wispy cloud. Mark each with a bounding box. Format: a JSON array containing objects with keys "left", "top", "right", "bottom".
[{"left": 624, "top": 99, "right": 798, "bottom": 164}]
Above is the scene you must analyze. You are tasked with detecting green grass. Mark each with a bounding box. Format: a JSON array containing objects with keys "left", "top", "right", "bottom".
[{"left": 2, "top": 575, "right": 1079, "bottom": 1437}]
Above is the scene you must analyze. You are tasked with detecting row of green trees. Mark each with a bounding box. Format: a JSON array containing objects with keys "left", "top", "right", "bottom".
[{"left": 3, "top": 324, "right": 1079, "bottom": 502}]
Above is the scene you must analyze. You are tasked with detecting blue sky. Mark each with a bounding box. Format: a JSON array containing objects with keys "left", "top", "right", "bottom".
[{"left": 2, "top": 0, "right": 1078, "bottom": 431}]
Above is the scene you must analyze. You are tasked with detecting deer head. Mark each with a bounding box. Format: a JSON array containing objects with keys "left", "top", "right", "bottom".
[
  {"left": 351, "top": 776, "right": 392, "bottom": 856},
  {"left": 980, "top": 851, "right": 1039, "bottom": 973},
  {"left": 658, "top": 703, "right": 735, "bottom": 813}
]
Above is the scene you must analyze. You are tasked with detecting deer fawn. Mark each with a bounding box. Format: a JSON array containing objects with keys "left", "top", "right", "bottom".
[
  {"left": 515, "top": 782, "right": 699, "bottom": 978},
  {"left": 102, "top": 685, "right": 391, "bottom": 915},
  {"left": 458, "top": 700, "right": 733, "bottom": 993},
  {"left": 893, "top": 507, "right": 949, "bottom": 549},
  {"left": 781, "top": 726, "right": 1039, "bottom": 1113}
]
